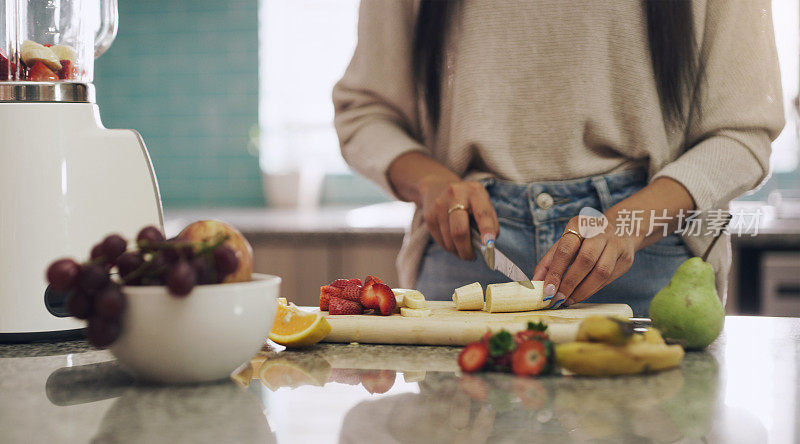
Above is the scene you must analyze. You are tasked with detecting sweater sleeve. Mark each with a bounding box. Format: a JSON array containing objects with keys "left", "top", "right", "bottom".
[
  {"left": 332, "top": 0, "right": 427, "bottom": 198},
  {"left": 651, "top": 0, "right": 785, "bottom": 210}
]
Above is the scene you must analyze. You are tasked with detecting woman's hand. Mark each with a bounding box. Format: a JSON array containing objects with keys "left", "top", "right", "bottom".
[
  {"left": 419, "top": 176, "right": 499, "bottom": 260},
  {"left": 531, "top": 177, "right": 695, "bottom": 307},
  {"left": 532, "top": 213, "right": 640, "bottom": 307},
  {"left": 388, "top": 151, "right": 499, "bottom": 260}
]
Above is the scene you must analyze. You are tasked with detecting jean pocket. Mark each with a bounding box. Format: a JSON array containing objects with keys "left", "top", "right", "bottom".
[{"left": 640, "top": 233, "right": 691, "bottom": 257}]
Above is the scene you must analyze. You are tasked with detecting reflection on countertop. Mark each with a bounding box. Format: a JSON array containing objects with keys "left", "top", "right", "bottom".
[{"left": 1, "top": 316, "right": 797, "bottom": 443}]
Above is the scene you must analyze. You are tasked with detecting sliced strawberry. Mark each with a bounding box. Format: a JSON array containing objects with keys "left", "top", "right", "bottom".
[
  {"left": 27, "top": 61, "right": 57, "bottom": 81},
  {"left": 57, "top": 59, "right": 76, "bottom": 80},
  {"left": 515, "top": 330, "right": 549, "bottom": 345},
  {"left": 458, "top": 341, "right": 489, "bottom": 373},
  {"left": 458, "top": 374, "right": 490, "bottom": 401},
  {"left": 372, "top": 283, "right": 396, "bottom": 315},
  {"left": 319, "top": 285, "right": 342, "bottom": 311},
  {"left": 328, "top": 368, "right": 361, "bottom": 385},
  {"left": 364, "top": 275, "right": 383, "bottom": 286},
  {"left": 328, "top": 297, "right": 363, "bottom": 315},
  {"left": 511, "top": 340, "right": 547, "bottom": 376},
  {"left": 329, "top": 279, "right": 349, "bottom": 289},
  {"left": 481, "top": 331, "right": 493, "bottom": 343},
  {"left": 340, "top": 281, "right": 362, "bottom": 302},
  {"left": 360, "top": 369, "right": 396, "bottom": 394},
  {"left": 359, "top": 282, "right": 379, "bottom": 309}
]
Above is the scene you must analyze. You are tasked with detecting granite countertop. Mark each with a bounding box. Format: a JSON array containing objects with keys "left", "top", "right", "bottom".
[{"left": 1, "top": 316, "right": 798, "bottom": 443}]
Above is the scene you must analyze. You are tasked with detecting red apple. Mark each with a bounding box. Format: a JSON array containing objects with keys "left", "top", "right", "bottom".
[{"left": 176, "top": 220, "right": 253, "bottom": 283}]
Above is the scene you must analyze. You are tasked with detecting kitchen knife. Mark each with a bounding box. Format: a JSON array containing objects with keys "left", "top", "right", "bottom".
[{"left": 470, "top": 227, "right": 530, "bottom": 282}]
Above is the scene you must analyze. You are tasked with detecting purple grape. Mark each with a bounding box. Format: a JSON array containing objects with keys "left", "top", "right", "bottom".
[
  {"left": 116, "top": 252, "right": 143, "bottom": 279},
  {"left": 95, "top": 285, "right": 126, "bottom": 320},
  {"left": 180, "top": 244, "right": 196, "bottom": 260},
  {"left": 90, "top": 243, "right": 105, "bottom": 261},
  {"left": 101, "top": 234, "right": 127, "bottom": 263},
  {"left": 167, "top": 261, "right": 196, "bottom": 296},
  {"left": 46, "top": 258, "right": 81, "bottom": 291},
  {"left": 162, "top": 245, "right": 181, "bottom": 263},
  {"left": 67, "top": 291, "right": 93, "bottom": 319},
  {"left": 78, "top": 264, "right": 110, "bottom": 293},
  {"left": 213, "top": 245, "right": 239, "bottom": 279},
  {"left": 191, "top": 256, "right": 214, "bottom": 285},
  {"left": 136, "top": 226, "right": 165, "bottom": 245},
  {"left": 86, "top": 317, "right": 120, "bottom": 348}
]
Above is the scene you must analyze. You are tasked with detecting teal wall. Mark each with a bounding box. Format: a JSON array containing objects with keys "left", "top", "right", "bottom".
[{"left": 94, "top": 0, "right": 264, "bottom": 208}]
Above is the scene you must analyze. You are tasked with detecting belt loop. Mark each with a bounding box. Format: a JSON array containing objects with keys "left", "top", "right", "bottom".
[{"left": 591, "top": 176, "right": 613, "bottom": 213}]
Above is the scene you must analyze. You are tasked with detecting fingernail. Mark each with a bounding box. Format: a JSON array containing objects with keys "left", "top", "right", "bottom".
[
  {"left": 482, "top": 233, "right": 495, "bottom": 246},
  {"left": 544, "top": 284, "right": 556, "bottom": 297},
  {"left": 551, "top": 293, "right": 566, "bottom": 309}
]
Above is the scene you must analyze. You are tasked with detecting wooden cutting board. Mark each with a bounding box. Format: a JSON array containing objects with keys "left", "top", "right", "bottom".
[{"left": 309, "top": 301, "right": 632, "bottom": 346}]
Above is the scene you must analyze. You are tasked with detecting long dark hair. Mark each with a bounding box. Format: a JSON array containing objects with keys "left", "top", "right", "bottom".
[{"left": 413, "top": 0, "right": 698, "bottom": 128}]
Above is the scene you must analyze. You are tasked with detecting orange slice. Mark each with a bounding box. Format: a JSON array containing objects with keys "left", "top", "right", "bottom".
[
  {"left": 258, "top": 357, "right": 331, "bottom": 390},
  {"left": 268, "top": 302, "right": 331, "bottom": 348}
]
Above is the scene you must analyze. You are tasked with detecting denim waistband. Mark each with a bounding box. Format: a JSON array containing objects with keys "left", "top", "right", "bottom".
[{"left": 482, "top": 168, "right": 648, "bottom": 225}]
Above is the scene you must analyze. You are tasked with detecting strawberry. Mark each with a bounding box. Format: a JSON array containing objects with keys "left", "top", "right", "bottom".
[
  {"left": 328, "top": 368, "right": 361, "bottom": 385},
  {"left": 328, "top": 297, "right": 363, "bottom": 315},
  {"left": 329, "top": 279, "right": 349, "bottom": 289},
  {"left": 319, "top": 285, "right": 342, "bottom": 311},
  {"left": 458, "top": 374, "right": 490, "bottom": 401},
  {"left": 359, "top": 282, "right": 379, "bottom": 309},
  {"left": 27, "top": 61, "right": 57, "bottom": 81},
  {"left": 515, "top": 330, "right": 549, "bottom": 345},
  {"left": 458, "top": 341, "right": 489, "bottom": 373},
  {"left": 511, "top": 340, "right": 547, "bottom": 376},
  {"left": 57, "top": 59, "right": 76, "bottom": 80},
  {"left": 348, "top": 278, "right": 363, "bottom": 287},
  {"left": 360, "top": 369, "right": 396, "bottom": 394},
  {"left": 364, "top": 275, "right": 383, "bottom": 286},
  {"left": 340, "top": 281, "right": 362, "bottom": 302},
  {"left": 372, "top": 283, "right": 396, "bottom": 315}
]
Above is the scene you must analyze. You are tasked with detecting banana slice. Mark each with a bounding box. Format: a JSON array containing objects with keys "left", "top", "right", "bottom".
[
  {"left": 402, "top": 290, "right": 426, "bottom": 309},
  {"left": 400, "top": 307, "right": 431, "bottom": 317},
  {"left": 20, "top": 40, "right": 61, "bottom": 71},
  {"left": 484, "top": 281, "right": 547, "bottom": 313},
  {"left": 49, "top": 44, "right": 77, "bottom": 62},
  {"left": 403, "top": 371, "right": 427, "bottom": 382},
  {"left": 452, "top": 282, "right": 484, "bottom": 310}
]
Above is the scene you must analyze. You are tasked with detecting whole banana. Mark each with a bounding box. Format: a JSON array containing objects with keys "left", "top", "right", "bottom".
[{"left": 556, "top": 317, "right": 683, "bottom": 376}]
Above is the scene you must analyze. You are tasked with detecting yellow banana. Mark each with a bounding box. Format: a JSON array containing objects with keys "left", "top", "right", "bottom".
[
  {"left": 575, "top": 316, "right": 634, "bottom": 345},
  {"left": 555, "top": 341, "right": 684, "bottom": 376}
]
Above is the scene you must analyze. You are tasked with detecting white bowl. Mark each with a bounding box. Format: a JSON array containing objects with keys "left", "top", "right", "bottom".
[{"left": 110, "top": 273, "right": 280, "bottom": 384}]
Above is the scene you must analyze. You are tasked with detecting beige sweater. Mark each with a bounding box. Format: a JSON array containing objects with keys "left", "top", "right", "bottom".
[{"left": 333, "top": 0, "right": 784, "bottom": 301}]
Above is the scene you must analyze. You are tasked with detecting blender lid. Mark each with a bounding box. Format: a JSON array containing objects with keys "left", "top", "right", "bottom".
[{"left": 0, "top": 82, "right": 95, "bottom": 103}]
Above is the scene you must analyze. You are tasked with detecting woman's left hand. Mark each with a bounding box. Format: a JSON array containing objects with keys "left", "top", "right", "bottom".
[{"left": 531, "top": 213, "right": 641, "bottom": 308}]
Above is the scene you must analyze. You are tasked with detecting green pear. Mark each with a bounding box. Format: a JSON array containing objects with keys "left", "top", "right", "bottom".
[{"left": 649, "top": 257, "right": 724, "bottom": 350}]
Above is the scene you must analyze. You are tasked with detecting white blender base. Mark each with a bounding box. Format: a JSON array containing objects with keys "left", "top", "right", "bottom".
[{"left": 0, "top": 103, "right": 163, "bottom": 338}]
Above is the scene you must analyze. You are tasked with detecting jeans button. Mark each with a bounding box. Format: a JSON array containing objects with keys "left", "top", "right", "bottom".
[{"left": 536, "top": 192, "right": 554, "bottom": 210}]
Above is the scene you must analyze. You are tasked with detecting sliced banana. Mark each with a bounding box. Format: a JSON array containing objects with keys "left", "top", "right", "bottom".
[
  {"left": 400, "top": 307, "right": 431, "bottom": 317},
  {"left": 403, "top": 371, "right": 427, "bottom": 382},
  {"left": 49, "top": 44, "right": 77, "bottom": 62},
  {"left": 452, "top": 282, "right": 484, "bottom": 310},
  {"left": 20, "top": 40, "right": 61, "bottom": 71},
  {"left": 403, "top": 290, "right": 426, "bottom": 309},
  {"left": 484, "top": 280, "right": 547, "bottom": 313}
]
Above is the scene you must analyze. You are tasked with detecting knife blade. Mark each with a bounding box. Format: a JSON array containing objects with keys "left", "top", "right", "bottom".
[{"left": 470, "top": 227, "right": 530, "bottom": 282}]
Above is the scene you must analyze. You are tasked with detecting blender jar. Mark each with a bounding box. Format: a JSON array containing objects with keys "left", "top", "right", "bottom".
[{"left": 1, "top": 0, "right": 117, "bottom": 83}]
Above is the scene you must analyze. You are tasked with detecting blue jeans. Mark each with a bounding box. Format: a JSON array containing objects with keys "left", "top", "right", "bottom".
[{"left": 415, "top": 169, "right": 691, "bottom": 317}]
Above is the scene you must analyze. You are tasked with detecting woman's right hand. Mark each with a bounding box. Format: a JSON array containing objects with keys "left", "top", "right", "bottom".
[
  {"left": 418, "top": 175, "right": 499, "bottom": 260},
  {"left": 388, "top": 151, "right": 499, "bottom": 260}
]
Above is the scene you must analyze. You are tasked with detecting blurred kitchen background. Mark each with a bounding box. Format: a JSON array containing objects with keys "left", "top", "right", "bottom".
[{"left": 94, "top": 0, "right": 799, "bottom": 315}]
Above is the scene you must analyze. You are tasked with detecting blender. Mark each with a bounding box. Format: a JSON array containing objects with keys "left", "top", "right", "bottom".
[{"left": 0, "top": 0, "right": 163, "bottom": 341}]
